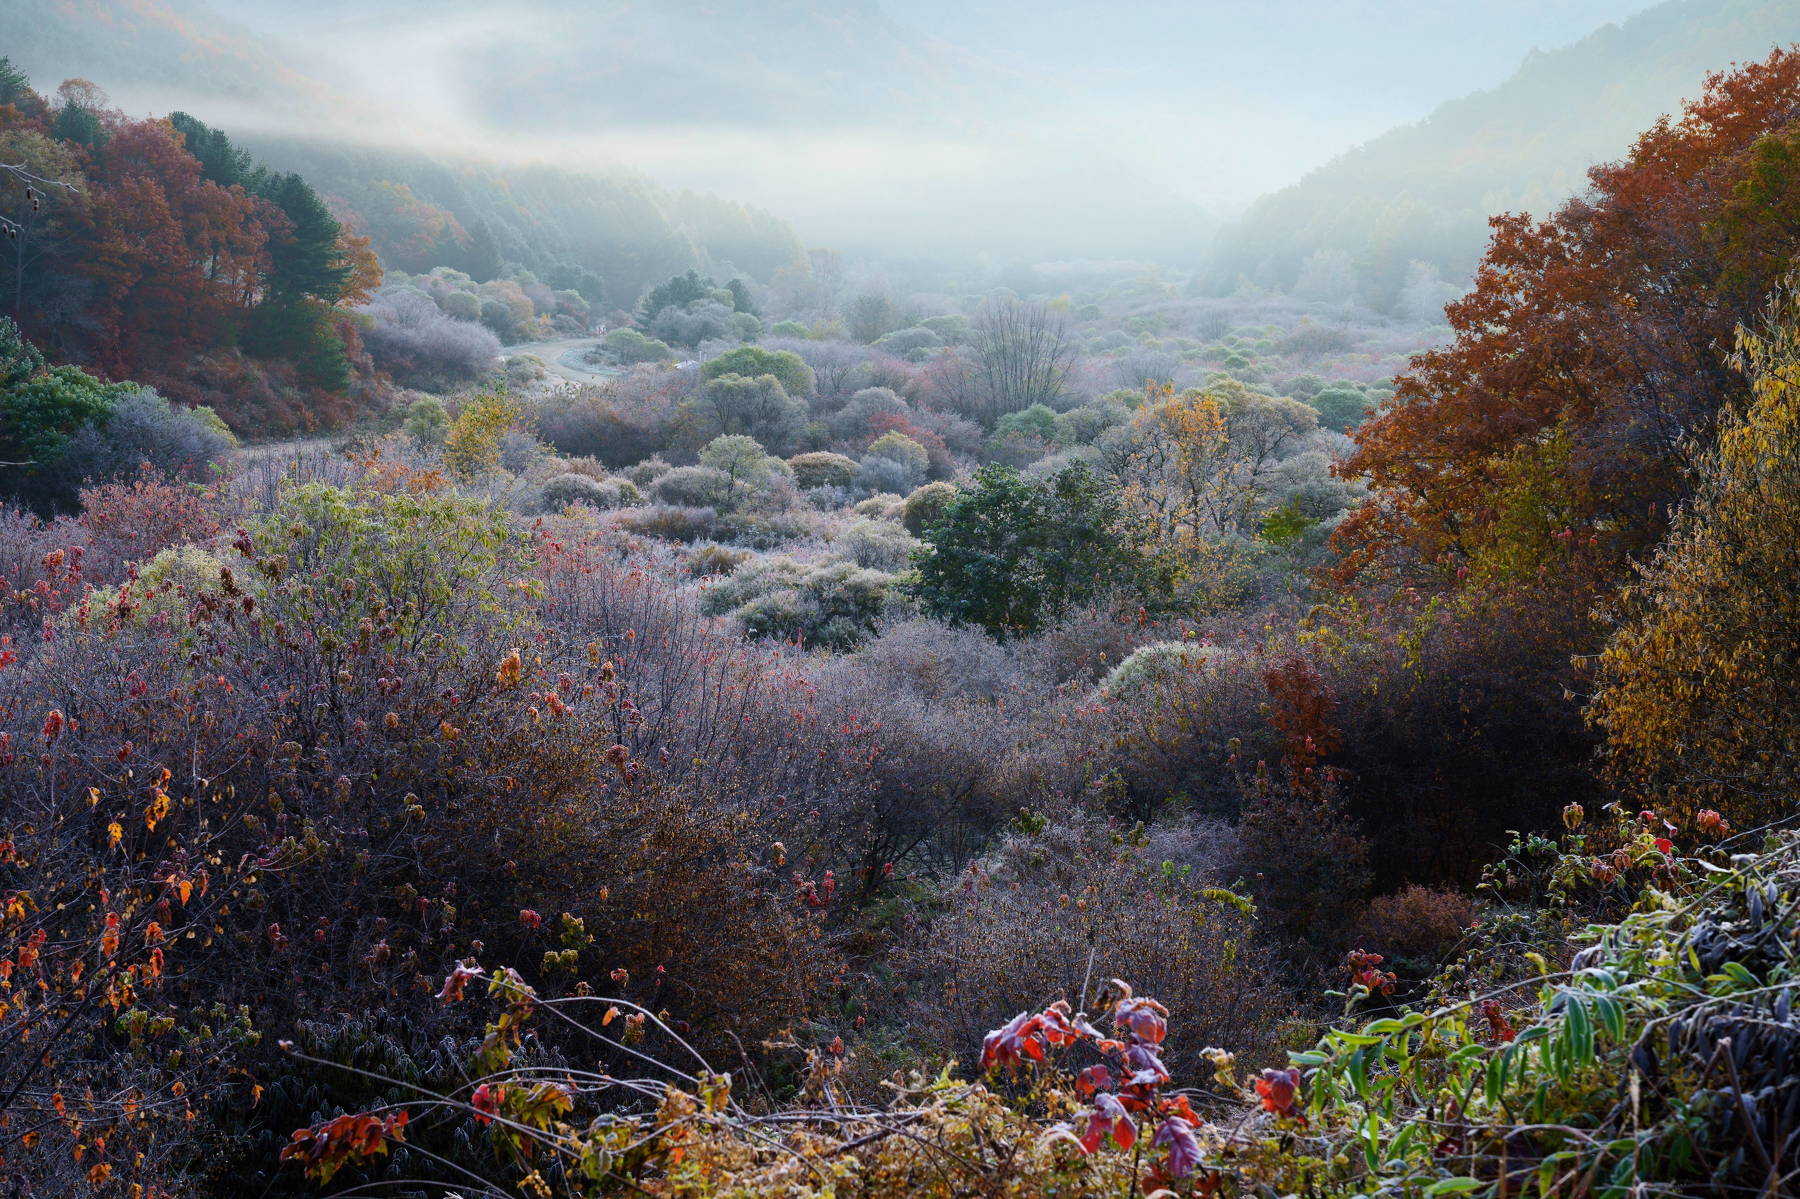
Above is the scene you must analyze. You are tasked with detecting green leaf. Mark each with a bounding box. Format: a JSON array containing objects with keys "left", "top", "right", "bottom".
[
  {"left": 1349, "top": 1047, "right": 1370, "bottom": 1100},
  {"left": 1331, "top": 1031, "right": 1386, "bottom": 1048},
  {"left": 1423, "top": 1178, "right": 1486, "bottom": 1196},
  {"left": 1593, "top": 993, "right": 1627, "bottom": 1043},
  {"left": 1721, "top": 961, "right": 1761, "bottom": 988},
  {"left": 1565, "top": 995, "right": 1594, "bottom": 1064}
]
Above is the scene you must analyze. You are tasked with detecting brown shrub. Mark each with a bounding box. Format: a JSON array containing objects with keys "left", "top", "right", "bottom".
[
  {"left": 1232, "top": 775, "right": 1373, "bottom": 954},
  {"left": 1353, "top": 884, "right": 1477, "bottom": 970},
  {"left": 899, "top": 812, "right": 1289, "bottom": 1081}
]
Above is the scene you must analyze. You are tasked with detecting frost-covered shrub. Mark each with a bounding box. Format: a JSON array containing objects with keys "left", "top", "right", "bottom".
[
  {"left": 81, "top": 543, "right": 230, "bottom": 627},
  {"left": 836, "top": 518, "right": 919, "bottom": 572},
  {"left": 1021, "top": 445, "right": 1101, "bottom": 482},
  {"left": 624, "top": 455, "right": 674, "bottom": 487},
  {"left": 842, "top": 618, "right": 1021, "bottom": 702},
  {"left": 1054, "top": 398, "right": 1131, "bottom": 444},
  {"left": 1308, "top": 384, "right": 1373, "bottom": 433},
  {"left": 900, "top": 480, "right": 958, "bottom": 536},
  {"left": 614, "top": 504, "right": 718, "bottom": 542},
  {"left": 439, "top": 289, "right": 481, "bottom": 322},
  {"left": 769, "top": 338, "right": 871, "bottom": 404},
  {"left": 49, "top": 389, "right": 234, "bottom": 500},
  {"left": 1264, "top": 450, "right": 1361, "bottom": 519},
  {"left": 873, "top": 325, "right": 943, "bottom": 362},
  {"left": 864, "top": 431, "right": 929, "bottom": 476},
  {"left": 991, "top": 403, "right": 1064, "bottom": 448},
  {"left": 538, "top": 472, "right": 638, "bottom": 512},
  {"left": 362, "top": 287, "right": 501, "bottom": 389},
  {"left": 985, "top": 427, "right": 1055, "bottom": 468},
  {"left": 688, "top": 542, "right": 754, "bottom": 577},
  {"left": 1101, "top": 641, "right": 1237, "bottom": 698},
  {"left": 899, "top": 812, "right": 1288, "bottom": 1078},
  {"left": 734, "top": 561, "right": 900, "bottom": 651},
  {"left": 698, "top": 555, "right": 806, "bottom": 616},
  {"left": 402, "top": 396, "right": 450, "bottom": 446},
  {"left": 649, "top": 299, "right": 736, "bottom": 348},
  {"left": 504, "top": 354, "right": 547, "bottom": 385},
  {"left": 532, "top": 389, "right": 675, "bottom": 466},
  {"left": 854, "top": 492, "right": 904, "bottom": 519},
  {"left": 498, "top": 430, "right": 545, "bottom": 475},
  {"left": 698, "top": 435, "right": 782, "bottom": 504},
  {"left": 830, "top": 386, "right": 909, "bottom": 441},
  {"left": 691, "top": 373, "right": 809, "bottom": 452},
  {"left": 854, "top": 453, "right": 922, "bottom": 497},
  {"left": 598, "top": 328, "right": 669, "bottom": 365},
  {"left": 700, "top": 347, "right": 817, "bottom": 399},
  {"left": 788, "top": 451, "right": 858, "bottom": 490},
  {"left": 918, "top": 314, "right": 971, "bottom": 344},
  {"left": 651, "top": 465, "right": 733, "bottom": 508}
]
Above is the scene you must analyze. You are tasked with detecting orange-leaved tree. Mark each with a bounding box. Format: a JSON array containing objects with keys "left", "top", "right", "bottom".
[{"left": 1337, "top": 48, "right": 1800, "bottom": 589}]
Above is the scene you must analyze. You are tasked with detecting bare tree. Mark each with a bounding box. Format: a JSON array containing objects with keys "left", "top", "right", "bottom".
[
  {"left": 2, "top": 159, "right": 78, "bottom": 316},
  {"left": 970, "top": 297, "right": 1074, "bottom": 425}
]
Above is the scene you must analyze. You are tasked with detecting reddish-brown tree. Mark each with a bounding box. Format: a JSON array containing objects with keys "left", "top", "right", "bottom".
[{"left": 1338, "top": 50, "right": 1800, "bottom": 587}]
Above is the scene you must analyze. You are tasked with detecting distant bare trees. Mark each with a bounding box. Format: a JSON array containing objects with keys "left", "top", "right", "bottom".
[
  {"left": 2, "top": 155, "right": 79, "bottom": 316},
  {"left": 969, "top": 298, "right": 1074, "bottom": 425}
]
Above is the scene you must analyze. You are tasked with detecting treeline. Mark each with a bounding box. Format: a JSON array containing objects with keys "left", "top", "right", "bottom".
[
  {"left": 243, "top": 134, "right": 808, "bottom": 314},
  {"left": 0, "top": 64, "right": 380, "bottom": 432}
]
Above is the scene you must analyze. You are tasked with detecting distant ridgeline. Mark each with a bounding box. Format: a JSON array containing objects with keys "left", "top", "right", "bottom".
[
  {"left": 238, "top": 134, "right": 808, "bottom": 312},
  {"left": 1205, "top": 0, "right": 1800, "bottom": 312}
]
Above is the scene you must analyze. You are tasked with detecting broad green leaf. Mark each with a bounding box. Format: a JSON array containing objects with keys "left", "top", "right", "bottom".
[
  {"left": 1593, "top": 993, "right": 1626, "bottom": 1042},
  {"left": 1721, "top": 961, "right": 1760, "bottom": 988}
]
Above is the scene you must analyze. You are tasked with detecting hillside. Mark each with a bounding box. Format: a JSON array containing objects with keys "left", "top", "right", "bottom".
[
  {"left": 1207, "top": 0, "right": 1800, "bottom": 309},
  {"left": 0, "top": 0, "right": 356, "bottom": 127},
  {"left": 0, "top": 0, "right": 811, "bottom": 305},
  {"left": 0, "top": 0, "right": 1210, "bottom": 262},
  {"left": 237, "top": 135, "right": 808, "bottom": 307}
]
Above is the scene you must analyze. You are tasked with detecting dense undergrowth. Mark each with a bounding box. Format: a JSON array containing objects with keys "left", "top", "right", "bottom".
[
  {"left": 264, "top": 812, "right": 1800, "bottom": 1198},
  {"left": 4, "top": 45, "right": 1800, "bottom": 1199}
]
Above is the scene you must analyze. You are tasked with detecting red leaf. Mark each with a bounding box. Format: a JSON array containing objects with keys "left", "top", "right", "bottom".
[{"left": 1154, "top": 1115, "right": 1201, "bottom": 1178}]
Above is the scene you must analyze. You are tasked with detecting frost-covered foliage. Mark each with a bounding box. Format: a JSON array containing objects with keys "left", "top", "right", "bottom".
[
  {"left": 361, "top": 286, "right": 502, "bottom": 389},
  {"left": 37, "top": 388, "right": 236, "bottom": 507},
  {"left": 536, "top": 472, "right": 640, "bottom": 512}
]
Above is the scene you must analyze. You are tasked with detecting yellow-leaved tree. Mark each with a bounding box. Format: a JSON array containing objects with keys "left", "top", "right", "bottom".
[
  {"left": 443, "top": 387, "right": 523, "bottom": 479},
  {"left": 1098, "top": 379, "right": 1316, "bottom": 603},
  {"left": 1589, "top": 289, "right": 1800, "bottom": 826}
]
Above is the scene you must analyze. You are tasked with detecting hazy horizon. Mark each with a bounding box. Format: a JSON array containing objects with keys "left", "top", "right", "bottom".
[{"left": 6, "top": 0, "right": 1683, "bottom": 260}]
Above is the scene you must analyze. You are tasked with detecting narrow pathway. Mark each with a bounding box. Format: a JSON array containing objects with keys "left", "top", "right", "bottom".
[{"left": 509, "top": 337, "right": 625, "bottom": 385}]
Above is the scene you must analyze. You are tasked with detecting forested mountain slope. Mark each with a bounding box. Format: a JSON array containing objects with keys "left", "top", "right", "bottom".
[{"left": 1208, "top": 0, "right": 1800, "bottom": 308}]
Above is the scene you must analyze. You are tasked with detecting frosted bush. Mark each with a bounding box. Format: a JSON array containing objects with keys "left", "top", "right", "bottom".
[{"left": 1101, "top": 641, "right": 1238, "bottom": 698}]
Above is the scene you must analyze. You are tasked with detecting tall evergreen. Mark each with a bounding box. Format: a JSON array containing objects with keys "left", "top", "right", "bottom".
[{"left": 169, "top": 112, "right": 258, "bottom": 190}]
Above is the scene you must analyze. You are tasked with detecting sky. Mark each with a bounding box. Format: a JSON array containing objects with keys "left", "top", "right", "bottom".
[
  {"left": 217, "top": 0, "right": 1663, "bottom": 207},
  {"left": 10, "top": 0, "right": 1679, "bottom": 256},
  {"left": 885, "top": 0, "right": 1662, "bottom": 201}
]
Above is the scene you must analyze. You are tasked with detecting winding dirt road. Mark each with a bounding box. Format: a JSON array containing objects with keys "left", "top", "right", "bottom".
[{"left": 508, "top": 337, "right": 626, "bottom": 386}]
